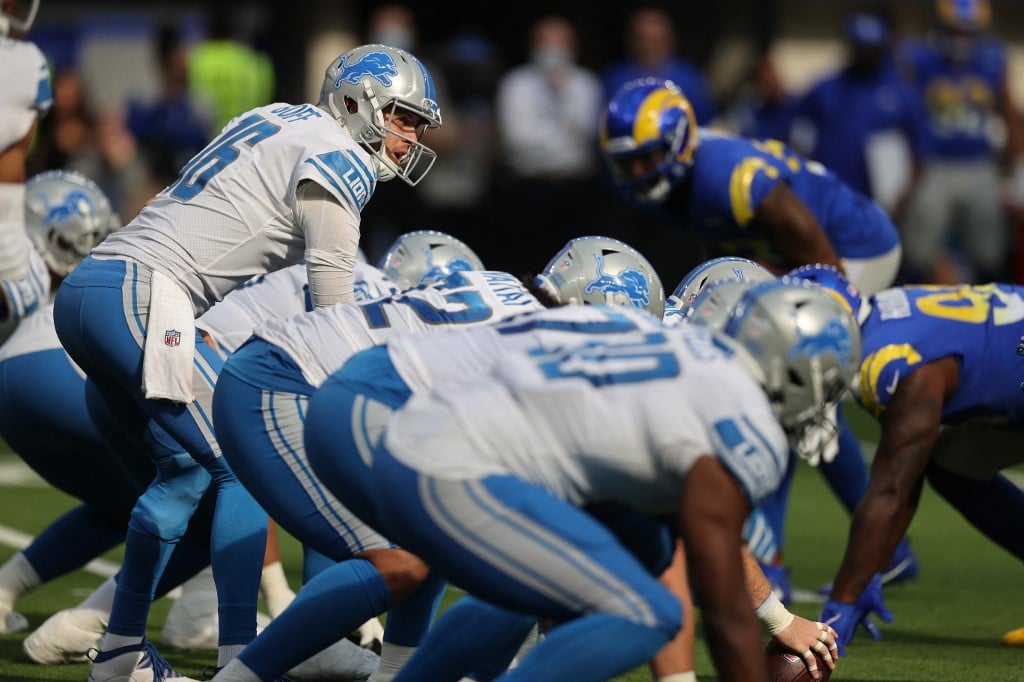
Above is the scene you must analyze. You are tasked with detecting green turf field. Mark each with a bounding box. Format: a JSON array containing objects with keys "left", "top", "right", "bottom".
[{"left": 0, "top": 403, "right": 1021, "bottom": 681}]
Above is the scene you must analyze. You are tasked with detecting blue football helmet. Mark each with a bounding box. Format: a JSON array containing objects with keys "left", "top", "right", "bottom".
[
  {"left": 786, "top": 263, "right": 869, "bottom": 324},
  {"left": 535, "top": 235, "right": 665, "bottom": 317},
  {"left": 600, "top": 77, "right": 698, "bottom": 204},
  {"left": 665, "top": 256, "right": 776, "bottom": 319},
  {"left": 25, "top": 170, "right": 119, "bottom": 277},
  {"left": 0, "top": 0, "right": 39, "bottom": 36},
  {"left": 720, "top": 277, "right": 862, "bottom": 460},
  {"left": 318, "top": 44, "right": 442, "bottom": 186},
  {"left": 378, "top": 230, "right": 484, "bottom": 290}
]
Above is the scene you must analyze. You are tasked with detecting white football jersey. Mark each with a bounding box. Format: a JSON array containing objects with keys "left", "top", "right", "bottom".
[
  {"left": 387, "top": 304, "right": 666, "bottom": 394},
  {"left": 93, "top": 102, "right": 376, "bottom": 315},
  {"left": 197, "top": 262, "right": 398, "bottom": 355},
  {"left": 0, "top": 37, "right": 52, "bottom": 151},
  {"left": 254, "top": 270, "right": 544, "bottom": 387},
  {"left": 385, "top": 324, "right": 789, "bottom": 514}
]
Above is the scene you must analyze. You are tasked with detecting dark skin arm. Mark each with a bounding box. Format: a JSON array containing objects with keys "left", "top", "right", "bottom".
[
  {"left": 753, "top": 182, "right": 843, "bottom": 272},
  {"left": 830, "top": 357, "right": 959, "bottom": 603},
  {"left": 679, "top": 455, "right": 768, "bottom": 682}
]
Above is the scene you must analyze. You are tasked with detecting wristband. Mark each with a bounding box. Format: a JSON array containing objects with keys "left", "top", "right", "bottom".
[{"left": 756, "top": 591, "right": 795, "bottom": 636}]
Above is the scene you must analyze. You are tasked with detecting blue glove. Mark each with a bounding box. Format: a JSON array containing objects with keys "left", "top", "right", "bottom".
[{"left": 819, "top": 573, "right": 894, "bottom": 654}]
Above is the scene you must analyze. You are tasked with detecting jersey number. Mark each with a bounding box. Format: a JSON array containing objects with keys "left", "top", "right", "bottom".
[
  {"left": 168, "top": 114, "right": 281, "bottom": 201},
  {"left": 533, "top": 333, "right": 680, "bottom": 386}
]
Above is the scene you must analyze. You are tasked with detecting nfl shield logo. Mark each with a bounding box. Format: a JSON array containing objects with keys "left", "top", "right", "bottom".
[{"left": 164, "top": 330, "right": 181, "bottom": 347}]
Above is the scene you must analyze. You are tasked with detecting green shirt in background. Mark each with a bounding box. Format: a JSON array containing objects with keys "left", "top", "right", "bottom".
[{"left": 188, "top": 39, "right": 275, "bottom": 134}]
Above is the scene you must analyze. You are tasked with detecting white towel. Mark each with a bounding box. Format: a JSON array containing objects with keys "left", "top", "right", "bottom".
[{"left": 142, "top": 270, "right": 196, "bottom": 403}]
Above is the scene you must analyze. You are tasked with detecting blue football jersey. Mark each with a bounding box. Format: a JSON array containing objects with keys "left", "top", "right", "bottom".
[
  {"left": 856, "top": 284, "right": 1024, "bottom": 425},
  {"left": 678, "top": 131, "right": 900, "bottom": 267}
]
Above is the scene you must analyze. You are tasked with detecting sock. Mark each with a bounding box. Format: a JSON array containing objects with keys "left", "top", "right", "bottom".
[
  {"left": 819, "top": 415, "right": 870, "bottom": 514},
  {"left": 658, "top": 673, "right": 697, "bottom": 682},
  {"left": 504, "top": 614, "right": 670, "bottom": 681},
  {"left": 260, "top": 560, "right": 295, "bottom": 618},
  {"left": 98, "top": 632, "right": 143, "bottom": 653},
  {"left": 393, "top": 596, "right": 536, "bottom": 681},
  {"left": 208, "top": 470, "right": 268, "bottom": 647},
  {"left": 22, "top": 505, "right": 127, "bottom": 582},
  {"left": 0, "top": 552, "right": 41, "bottom": 607},
  {"left": 380, "top": 572, "right": 446, "bottom": 646},
  {"left": 208, "top": 657, "right": 261, "bottom": 682},
  {"left": 218, "top": 644, "right": 246, "bottom": 668},
  {"left": 240, "top": 559, "right": 391, "bottom": 680},
  {"left": 80, "top": 575, "right": 118, "bottom": 615}
]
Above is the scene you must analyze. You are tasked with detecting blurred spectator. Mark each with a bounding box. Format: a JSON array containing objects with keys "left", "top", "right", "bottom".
[
  {"left": 27, "top": 67, "right": 93, "bottom": 176},
  {"left": 493, "top": 15, "right": 604, "bottom": 275},
  {"left": 417, "top": 30, "right": 501, "bottom": 243},
  {"left": 187, "top": 7, "right": 274, "bottom": 134},
  {"left": 72, "top": 107, "right": 152, "bottom": 224},
  {"left": 125, "top": 24, "right": 211, "bottom": 188},
  {"left": 898, "top": 0, "right": 1024, "bottom": 283},
  {"left": 601, "top": 6, "right": 716, "bottom": 123},
  {"left": 723, "top": 54, "right": 800, "bottom": 143},
  {"left": 790, "top": 11, "right": 928, "bottom": 218}
]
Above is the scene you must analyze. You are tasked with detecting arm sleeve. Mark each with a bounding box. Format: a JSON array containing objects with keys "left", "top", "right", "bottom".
[{"left": 294, "top": 181, "right": 360, "bottom": 307}]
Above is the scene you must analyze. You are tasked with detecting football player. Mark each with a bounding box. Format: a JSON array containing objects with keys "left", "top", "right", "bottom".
[
  {"left": 203, "top": 235, "right": 663, "bottom": 682},
  {"left": 802, "top": 269, "right": 1024, "bottom": 651},
  {"left": 302, "top": 278, "right": 857, "bottom": 681},
  {"left": 599, "top": 82, "right": 918, "bottom": 598},
  {"left": 0, "top": 0, "right": 53, "bottom": 323},
  {"left": 50, "top": 43, "right": 443, "bottom": 681}
]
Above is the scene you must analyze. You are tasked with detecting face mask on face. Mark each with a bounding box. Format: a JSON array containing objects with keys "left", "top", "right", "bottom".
[{"left": 531, "top": 46, "right": 572, "bottom": 71}]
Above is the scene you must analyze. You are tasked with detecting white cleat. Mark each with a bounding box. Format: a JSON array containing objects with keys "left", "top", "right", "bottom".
[
  {"left": 161, "top": 590, "right": 218, "bottom": 651},
  {"left": 23, "top": 605, "right": 107, "bottom": 664},
  {"left": 288, "top": 636, "right": 380, "bottom": 681},
  {"left": 0, "top": 603, "right": 28, "bottom": 634},
  {"left": 349, "top": 616, "right": 384, "bottom": 654}
]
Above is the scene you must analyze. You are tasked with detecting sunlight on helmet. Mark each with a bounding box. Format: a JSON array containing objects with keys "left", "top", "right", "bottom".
[
  {"left": 665, "top": 256, "right": 775, "bottom": 321},
  {"left": 786, "top": 263, "right": 869, "bottom": 324},
  {"left": 25, "top": 170, "right": 119, "bottom": 277},
  {"left": 681, "top": 280, "right": 757, "bottom": 331},
  {"left": 719, "top": 278, "right": 862, "bottom": 461},
  {"left": 318, "top": 44, "right": 442, "bottom": 187},
  {"left": 534, "top": 235, "right": 665, "bottom": 317},
  {"left": 600, "top": 77, "right": 698, "bottom": 204},
  {"left": 378, "top": 230, "right": 484, "bottom": 290}
]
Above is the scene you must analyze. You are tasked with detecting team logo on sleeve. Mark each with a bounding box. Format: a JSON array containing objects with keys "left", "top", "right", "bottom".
[
  {"left": 164, "top": 330, "right": 181, "bottom": 347},
  {"left": 335, "top": 52, "right": 400, "bottom": 88},
  {"left": 583, "top": 253, "right": 652, "bottom": 310}
]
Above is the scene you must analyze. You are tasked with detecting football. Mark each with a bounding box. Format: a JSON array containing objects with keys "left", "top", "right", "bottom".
[{"left": 766, "top": 639, "right": 832, "bottom": 682}]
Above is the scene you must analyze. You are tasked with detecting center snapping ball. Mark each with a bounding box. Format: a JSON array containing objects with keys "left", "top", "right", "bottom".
[{"left": 766, "top": 639, "right": 832, "bottom": 682}]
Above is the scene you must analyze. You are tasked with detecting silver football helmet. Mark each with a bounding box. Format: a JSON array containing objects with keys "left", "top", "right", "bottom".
[
  {"left": 378, "top": 230, "right": 484, "bottom": 290},
  {"left": 318, "top": 44, "right": 442, "bottom": 187},
  {"left": 664, "top": 256, "right": 775, "bottom": 319},
  {"left": 25, "top": 170, "right": 119, "bottom": 277},
  {"left": 535, "top": 235, "right": 665, "bottom": 317},
  {"left": 683, "top": 280, "right": 756, "bottom": 331},
  {"left": 719, "top": 277, "right": 862, "bottom": 460},
  {"left": 0, "top": 0, "right": 39, "bottom": 36}
]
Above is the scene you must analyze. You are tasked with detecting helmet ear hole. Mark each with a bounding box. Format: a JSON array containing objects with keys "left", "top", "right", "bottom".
[{"left": 344, "top": 96, "right": 358, "bottom": 115}]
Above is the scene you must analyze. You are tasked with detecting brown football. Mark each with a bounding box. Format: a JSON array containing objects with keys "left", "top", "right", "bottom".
[{"left": 766, "top": 639, "right": 832, "bottom": 682}]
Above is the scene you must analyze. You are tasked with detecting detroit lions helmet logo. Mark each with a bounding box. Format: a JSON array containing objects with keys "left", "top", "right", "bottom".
[
  {"left": 417, "top": 246, "right": 473, "bottom": 286},
  {"left": 788, "top": 317, "right": 855, "bottom": 369},
  {"left": 583, "top": 253, "right": 651, "bottom": 309},
  {"left": 42, "top": 190, "right": 95, "bottom": 226},
  {"left": 335, "top": 51, "right": 400, "bottom": 88}
]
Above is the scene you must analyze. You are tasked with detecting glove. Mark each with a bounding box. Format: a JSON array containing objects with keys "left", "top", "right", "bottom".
[{"left": 819, "top": 573, "right": 894, "bottom": 654}]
